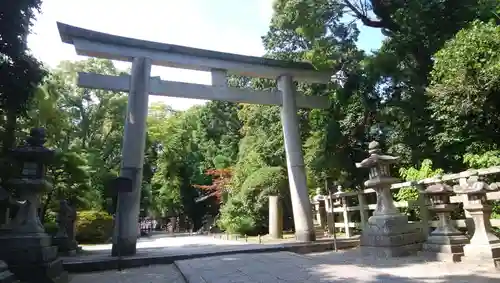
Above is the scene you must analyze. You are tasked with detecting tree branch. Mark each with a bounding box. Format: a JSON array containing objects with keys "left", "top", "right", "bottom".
[
  {"left": 343, "top": 0, "right": 400, "bottom": 33},
  {"left": 343, "top": 0, "right": 385, "bottom": 28}
]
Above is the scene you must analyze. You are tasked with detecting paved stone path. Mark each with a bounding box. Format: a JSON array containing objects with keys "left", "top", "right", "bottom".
[
  {"left": 70, "top": 264, "right": 186, "bottom": 283},
  {"left": 175, "top": 250, "right": 500, "bottom": 283},
  {"left": 80, "top": 234, "right": 250, "bottom": 253},
  {"left": 65, "top": 234, "right": 357, "bottom": 272}
]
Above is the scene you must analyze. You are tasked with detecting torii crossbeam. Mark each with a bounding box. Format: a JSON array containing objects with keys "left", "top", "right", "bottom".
[{"left": 57, "top": 22, "right": 332, "bottom": 256}]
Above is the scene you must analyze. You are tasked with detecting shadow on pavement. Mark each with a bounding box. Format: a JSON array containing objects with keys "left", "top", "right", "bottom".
[{"left": 174, "top": 251, "right": 500, "bottom": 283}]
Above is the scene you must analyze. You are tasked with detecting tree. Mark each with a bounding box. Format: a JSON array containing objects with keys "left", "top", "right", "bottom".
[
  {"left": 262, "top": 0, "right": 499, "bottom": 176},
  {"left": 0, "top": 0, "right": 47, "bottom": 153},
  {"left": 428, "top": 20, "right": 500, "bottom": 163}
]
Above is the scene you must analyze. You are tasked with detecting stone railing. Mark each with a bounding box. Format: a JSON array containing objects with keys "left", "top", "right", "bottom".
[
  {"left": 312, "top": 170, "right": 500, "bottom": 238},
  {"left": 312, "top": 164, "right": 500, "bottom": 264}
]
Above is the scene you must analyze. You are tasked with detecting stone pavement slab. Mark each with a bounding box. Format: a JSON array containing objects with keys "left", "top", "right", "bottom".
[
  {"left": 62, "top": 235, "right": 358, "bottom": 273},
  {"left": 69, "top": 264, "right": 185, "bottom": 283},
  {"left": 175, "top": 250, "right": 500, "bottom": 283}
]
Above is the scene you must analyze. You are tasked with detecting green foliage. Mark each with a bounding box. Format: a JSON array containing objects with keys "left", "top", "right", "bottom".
[
  {"left": 240, "top": 167, "right": 288, "bottom": 196},
  {"left": 0, "top": 0, "right": 47, "bottom": 150},
  {"left": 463, "top": 150, "right": 500, "bottom": 218},
  {"left": 44, "top": 221, "right": 59, "bottom": 237},
  {"left": 217, "top": 197, "right": 256, "bottom": 235},
  {"left": 75, "top": 210, "right": 113, "bottom": 244},
  {"left": 219, "top": 167, "right": 288, "bottom": 235},
  {"left": 43, "top": 211, "right": 58, "bottom": 236},
  {"left": 428, "top": 20, "right": 500, "bottom": 162},
  {"left": 396, "top": 159, "right": 444, "bottom": 217},
  {"left": 464, "top": 151, "right": 500, "bottom": 168}
]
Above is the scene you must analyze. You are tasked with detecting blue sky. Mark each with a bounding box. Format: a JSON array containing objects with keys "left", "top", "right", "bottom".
[{"left": 28, "top": 0, "right": 384, "bottom": 110}]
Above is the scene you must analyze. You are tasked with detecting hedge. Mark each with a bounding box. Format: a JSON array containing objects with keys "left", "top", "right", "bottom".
[{"left": 75, "top": 210, "right": 113, "bottom": 244}]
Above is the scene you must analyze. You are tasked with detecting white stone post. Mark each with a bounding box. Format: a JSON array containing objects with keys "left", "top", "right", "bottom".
[
  {"left": 278, "top": 75, "right": 315, "bottom": 242},
  {"left": 112, "top": 57, "right": 152, "bottom": 256},
  {"left": 268, "top": 195, "right": 283, "bottom": 239}
]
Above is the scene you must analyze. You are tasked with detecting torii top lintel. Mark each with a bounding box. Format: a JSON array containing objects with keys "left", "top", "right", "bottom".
[{"left": 57, "top": 22, "right": 332, "bottom": 84}]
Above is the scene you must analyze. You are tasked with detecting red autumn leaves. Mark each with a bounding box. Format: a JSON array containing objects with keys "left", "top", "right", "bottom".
[{"left": 193, "top": 168, "right": 232, "bottom": 202}]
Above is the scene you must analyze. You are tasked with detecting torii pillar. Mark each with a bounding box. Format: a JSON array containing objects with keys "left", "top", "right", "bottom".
[
  {"left": 112, "top": 57, "right": 152, "bottom": 256},
  {"left": 279, "top": 75, "right": 315, "bottom": 241}
]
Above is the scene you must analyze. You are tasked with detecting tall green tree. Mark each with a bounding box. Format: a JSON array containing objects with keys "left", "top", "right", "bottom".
[{"left": 428, "top": 20, "right": 500, "bottom": 165}]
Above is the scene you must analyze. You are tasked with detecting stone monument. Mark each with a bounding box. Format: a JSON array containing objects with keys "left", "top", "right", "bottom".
[
  {"left": 53, "top": 199, "right": 78, "bottom": 255},
  {"left": 356, "top": 141, "right": 422, "bottom": 257},
  {"left": 0, "top": 128, "right": 68, "bottom": 283},
  {"left": 421, "top": 180, "right": 469, "bottom": 261},
  {"left": 453, "top": 172, "right": 500, "bottom": 268}
]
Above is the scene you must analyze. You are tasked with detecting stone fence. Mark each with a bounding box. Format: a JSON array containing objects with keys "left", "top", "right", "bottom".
[
  {"left": 311, "top": 153, "right": 500, "bottom": 266},
  {"left": 312, "top": 174, "right": 500, "bottom": 238}
]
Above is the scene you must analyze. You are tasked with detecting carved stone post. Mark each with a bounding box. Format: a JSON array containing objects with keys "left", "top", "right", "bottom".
[
  {"left": 453, "top": 172, "right": 500, "bottom": 268},
  {"left": 357, "top": 191, "right": 369, "bottom": 231},
  {"left": 0, "top": 128, "right": 68, "bottom": 283},
  {"left": 421, "top": 180, "right": 468, "bottom": 262},
  {"left": 356, "top": 141, "right": 423, "bottom": 257},
  {"left": 340, "top": 196, "right": 352, "bottom": 237},
  {"left": 324, "top": 194, "right": 334, "bottom": 234},
  {"left": 312, "top": 189, "right": 326, "bottom": 230}
]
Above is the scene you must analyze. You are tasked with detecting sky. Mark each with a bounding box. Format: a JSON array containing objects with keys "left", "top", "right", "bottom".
[{"left": 28, "top": 0, "right": 384, "bottom": 111}]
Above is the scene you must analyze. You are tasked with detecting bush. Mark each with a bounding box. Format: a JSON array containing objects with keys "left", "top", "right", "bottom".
[
  {"left": 219, "top": 166, "right": 290, "bottom": 235},
  {"left": 43, "top": 210, "right": 58, "bottom": 236},
  {"left": 44, "top": 221, "right": 59, "bottom": 236},
  {"left": 218, "top": 197, "right": 257, "bottom": 235},
  {"left": 75, "top": 210, "right": 113, "bottom": 244}
]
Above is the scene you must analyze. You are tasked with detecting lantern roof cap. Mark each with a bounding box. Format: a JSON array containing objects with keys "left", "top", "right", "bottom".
[
  {"left": 9, "top": 128, "right": 54, "bottom": 161},
  {"left": 356, "top": 141, "right": 399, "bottom": 168}
]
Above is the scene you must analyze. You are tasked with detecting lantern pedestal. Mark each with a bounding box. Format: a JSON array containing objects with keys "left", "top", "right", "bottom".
[
  {"left": 360, "top": 214, "right": 423, "bottom": 257},
  {"left": 53, "top": 235, "right": 78, "bottom": 256},
  {"left": 420, "top": 182, "right": 469, "bottom": 262},
  {"left": 0, "top": 234, "right": 68, "bottom": 283},
  {"left": 453, "top": 176, "right": 500, "bottom": 269},
  {"left": 420, "top": 207, "right": 469, "bottom": 262},
  {"left": 461, "top": 202, "right": 500, "bottom": 268}
]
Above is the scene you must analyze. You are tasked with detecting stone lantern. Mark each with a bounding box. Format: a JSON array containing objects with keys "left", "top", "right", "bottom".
[
  {"left": 7, "top": 128, "right": 54, "bottom": 234},
  {"left": 356, "top": 141, "right": 422, "bottom": 257},
  {"left": 421, "top": 180, "right": 468, "bottom": 261},
  {"left": 0, "top": 128, "right": 68, "bottom": 283},
  {"left": 452, "top": 172, "right": 500, "bottom": 268}
]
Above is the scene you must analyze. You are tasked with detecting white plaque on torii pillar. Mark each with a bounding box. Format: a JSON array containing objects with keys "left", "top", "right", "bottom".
[{"left": 57, "top": 22, "right": 332, "bottom": 255}]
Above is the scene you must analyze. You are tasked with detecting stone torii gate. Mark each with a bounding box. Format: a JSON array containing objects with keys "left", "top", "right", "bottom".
[{"left": 57, "top": 22, "right": 332, "bottom": 256}]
